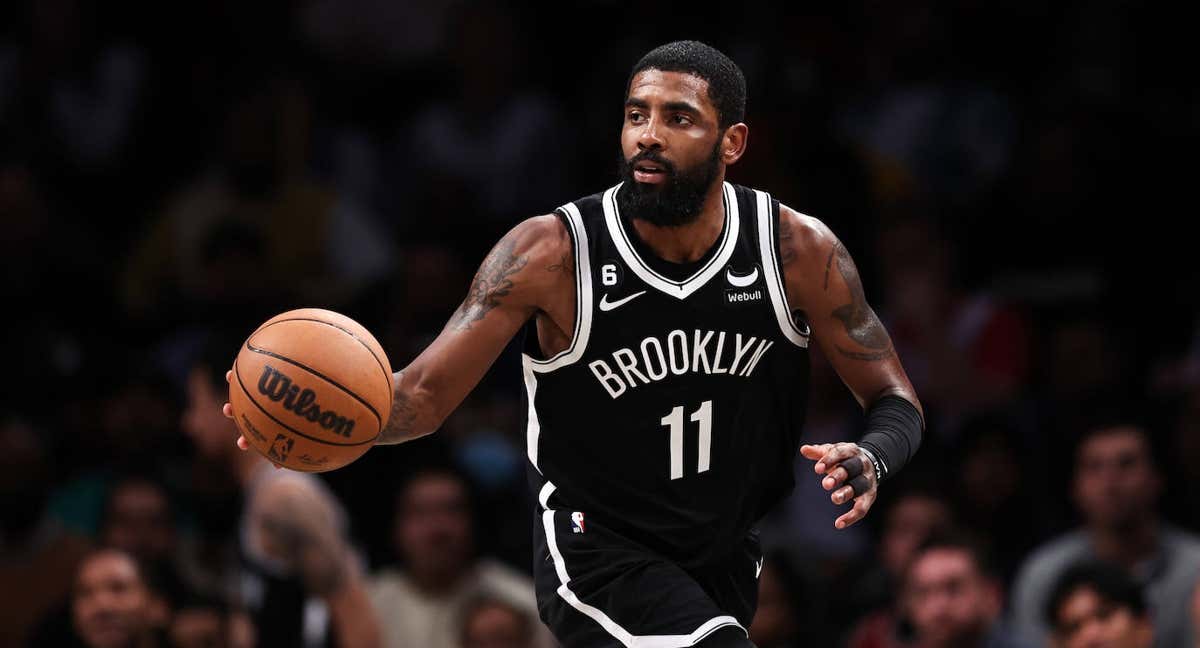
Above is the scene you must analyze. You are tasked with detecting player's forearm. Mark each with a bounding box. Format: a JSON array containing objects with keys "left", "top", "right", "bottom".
[
  {"left": 858, "top": 391, "right": 924, "bottom": 482},
  {"left": 376, "top": 369, "right": 443, "bottom": 445}
]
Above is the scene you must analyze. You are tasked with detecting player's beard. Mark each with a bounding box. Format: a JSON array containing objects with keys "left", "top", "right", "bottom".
[{"left": 616, "top": 141, "right": 722, "bottom": 228}]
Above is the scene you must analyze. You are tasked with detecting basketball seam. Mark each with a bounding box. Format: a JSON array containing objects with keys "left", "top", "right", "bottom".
[
  {"left": 245, "top": 342, "right": 383, "bottom": 428},
  {"left": 251, "top": 317, "right": 392, "bottom": 405},
  {"left": 233, "top": 360, "right": 379, "bottom": 447}
]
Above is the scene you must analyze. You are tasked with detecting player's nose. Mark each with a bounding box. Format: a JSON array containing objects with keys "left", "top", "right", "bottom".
[{"left": 636, "top": 117, "right": 666, "bottom": 151}]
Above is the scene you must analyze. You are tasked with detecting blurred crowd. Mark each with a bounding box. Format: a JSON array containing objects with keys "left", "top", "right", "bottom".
[{"left": 2, "top": 1, "right": 1198, "bottom": 647}]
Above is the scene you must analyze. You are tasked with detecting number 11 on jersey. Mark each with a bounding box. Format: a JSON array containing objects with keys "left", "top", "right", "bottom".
[{"left": 661, "top": 400, "right": 713, "bottom": 480}]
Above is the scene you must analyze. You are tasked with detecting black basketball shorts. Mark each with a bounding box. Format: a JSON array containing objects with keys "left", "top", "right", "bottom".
[{"left": 532, "top": 507, "right": 762, "bottom": 648}]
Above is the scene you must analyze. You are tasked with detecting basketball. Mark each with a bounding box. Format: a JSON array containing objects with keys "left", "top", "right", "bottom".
[{"left": 229, "top": 308, "right": 393, "bottom": 472}]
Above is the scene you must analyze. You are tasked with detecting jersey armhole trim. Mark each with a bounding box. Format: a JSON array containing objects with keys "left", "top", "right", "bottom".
[
  {"left": 527, "top": 202, "right": 593, "bottom": 372},
  {"left": 755, "top": 190, "right": 810, "bottom": 348}
]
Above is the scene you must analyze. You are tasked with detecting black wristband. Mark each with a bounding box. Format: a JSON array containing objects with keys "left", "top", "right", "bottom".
[{"left": 858, "top": 395, "right": 923, "bottom": 483}]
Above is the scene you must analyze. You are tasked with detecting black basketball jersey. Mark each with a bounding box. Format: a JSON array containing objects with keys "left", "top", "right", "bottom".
[{"left": 524, "top": 181, "right": 811, "bottom": 568}]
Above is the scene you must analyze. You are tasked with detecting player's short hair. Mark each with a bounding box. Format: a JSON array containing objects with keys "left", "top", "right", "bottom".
[
  {"left": 628, "top": 40, "right": 747, "bottom": 128},
  {"left": 1045, "top": 561, "right": 1147, "bottom": 629}
]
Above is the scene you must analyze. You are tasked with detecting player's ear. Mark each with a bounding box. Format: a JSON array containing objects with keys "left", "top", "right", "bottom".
[{"left": 721, "top": 123, "right": 748, "bottom": 165}]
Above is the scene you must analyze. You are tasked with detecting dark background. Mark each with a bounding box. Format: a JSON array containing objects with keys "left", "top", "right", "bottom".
[{"left": 2, "top": 0, "right": 1198, "bottom": 645}]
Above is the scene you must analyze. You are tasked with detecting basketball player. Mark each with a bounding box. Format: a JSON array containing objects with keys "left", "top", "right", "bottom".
[{"left": 226, "top": 40, "right": 923, "bottom": 648}]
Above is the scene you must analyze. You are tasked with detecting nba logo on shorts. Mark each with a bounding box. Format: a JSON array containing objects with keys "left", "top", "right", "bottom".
[{"left": 571, "top": 511, "right": 586, "bottom": 534}]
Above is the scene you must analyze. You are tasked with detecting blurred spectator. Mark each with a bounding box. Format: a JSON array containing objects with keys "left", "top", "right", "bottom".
[
  {"left": 876, "top": 216, "right": 1031, "bottom": 435},
  {"left": 71, "top": 548, "right": 168, "bottom": 648},
  {"left": 846, "top": 489, "right": 953, "bottom": 648},
  {"left": 98, "top": 473, "right": 203, "bottom": 610},
  {"left": 183, "top": 335, "right": 382, "bottom": 648},
  {"left": 367, "top": 468, "right": 548, "bottom": 648},
  {"left": 1045, "top": 561, "right": 1153, "bottom": 648},
  {"left": 0, "top": 0, "right": 146, "bottom": 176},
  {"left": 167, "top": 594, "right": 254, "bottom": 648},
  {"left": 0, "top": 414, "right": 91, "bottom": 647},
  {"left": 1010, "top": 420, "right": 1200, "bottom": 646},
  {"left": 403, "top": 2, "right": 569, "bottom": 231},
  {"left": 901, "top": 532, "right": 1030, "bottom": 648},
  {"left": 45, "top": 370, "right": 182, "bottom": 540},
  {"left": 121, "top": 79, "right": 393, "bottom": 323},
  {"left": 101, "top": 475, "right": 174, "bottom": 567},
  {"left": 949, "top": 412, "right": 1044, "bottom": 580},
  {"left": 459, "top": 595, "right": 537, "bottom": 648}
]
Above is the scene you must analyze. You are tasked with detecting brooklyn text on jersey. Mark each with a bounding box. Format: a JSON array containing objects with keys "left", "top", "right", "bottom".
[{"left": 587, "top": 330, "right": 775, "bottom": 399}]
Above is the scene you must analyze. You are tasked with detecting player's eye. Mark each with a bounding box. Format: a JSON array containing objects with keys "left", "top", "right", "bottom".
[
  {"left": 672, "top": 114, "right": 693, "bottom": 125},
  {"left": 628, "top": 112, "right": 645, "bottom": 124}
]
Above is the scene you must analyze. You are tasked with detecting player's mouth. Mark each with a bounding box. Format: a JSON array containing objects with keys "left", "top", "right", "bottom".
[{"left": 633, "top": 162, "right": 668, "bottom": 184}]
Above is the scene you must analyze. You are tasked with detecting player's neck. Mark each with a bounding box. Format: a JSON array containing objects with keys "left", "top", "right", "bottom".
[{"left": 629, "top": 179, "right": 727, "bottom": 264}]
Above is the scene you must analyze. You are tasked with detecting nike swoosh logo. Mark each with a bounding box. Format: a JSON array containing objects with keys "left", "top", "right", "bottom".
[
  {"left": 726, "top": 267, "right": 759, "bottom": 288},
  {"left": 755, "top": 557, "right": 764, "bottom": 578},
  {"left": 598, "top": 291, "right": 647, "bottom": 312}
]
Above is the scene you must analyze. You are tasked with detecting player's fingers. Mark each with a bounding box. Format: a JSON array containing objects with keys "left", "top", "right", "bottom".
[
  {"left": 222, "top": 403, "right": 234, "bottom": 419},
  {"left": 831, "top": 484, "right": 855, "bottom": 506},
  {"left": 842, "top": 456, "right": 865, "bottom": 478},
  {"left": 822, "top": 464, "right": 849, "bottom": 490},
  {"left": 835, "top": 493, "right": 874, "bottom": 529},
  {"left": 847, "top": 474, "right": 872, "bottom": 496},
  {"left": 800, "top": 444, "right": 832, "bottom": 461},
  {"left": 236, "top": 435, "right": 249, "bottom": 451},
  {"left": 817, "top": 443, "right": 859, "bottom": 474},
  {"left": 823, "top": 455, "right": 868, "bottom": 490},
  {"left": 225, "top": 370, "right": 232, "bottom": 383}
]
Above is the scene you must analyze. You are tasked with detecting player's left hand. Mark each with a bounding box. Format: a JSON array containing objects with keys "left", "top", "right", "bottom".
[{"left": 800, "top": 442, "right": 877, "bottom": 530}]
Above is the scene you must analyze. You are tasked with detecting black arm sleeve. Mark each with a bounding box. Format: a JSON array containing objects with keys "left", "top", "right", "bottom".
[{"left": 857, "top": 394, "right": 923, "bottom": 482}]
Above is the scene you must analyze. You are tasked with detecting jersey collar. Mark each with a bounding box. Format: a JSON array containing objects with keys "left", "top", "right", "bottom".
[{"left": 603, "top": 181, "right": 740, "bottom": 300}]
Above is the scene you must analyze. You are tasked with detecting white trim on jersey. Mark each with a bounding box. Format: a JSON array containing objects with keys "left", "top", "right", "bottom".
[
  {"left": 523, "top": 355, "right": 543, "bottom": 472},
  {"left": 528, "top": 201, "right": 595, "bottom": 372},
  {"left": 755, "top": 190, "right": 811, "bottom": 348},
  {"left": 603, "top": 182, "right": 740, "bottom": 300},
  {"left": 540, "top": 506, "right": 746, "bottom": 647},
  {"left": 538, "top": 481, "right": 557, "bottom": 510},
  {"left": 524, "top": 201, "right": 594, "bottom": 473}
]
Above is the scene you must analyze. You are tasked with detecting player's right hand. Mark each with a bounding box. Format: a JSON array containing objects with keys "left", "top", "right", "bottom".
[
  {"left": 223, "top": 370, "right": 251, "bottom": 451},
  {"left": 800, "top": 442, "right": 879, "bottom": 529}
]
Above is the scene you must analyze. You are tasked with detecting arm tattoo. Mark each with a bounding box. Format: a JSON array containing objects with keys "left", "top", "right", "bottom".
[
  {"left": 546, "top": 254, "right": 573, "bottom": 275},
  {"left": 778, "top": 216, "right": 796, "bottom": 266},
  {"left": 258, "top": 500, "right": 347, "bottom": 596},
  {"left": 823, "top": 243, "right": 837, "bottom": 291},
  {"left": 378, "top": 371, "right": 418, "bottom": 445},
  {"left": 448, "top": 238, "right": 528, "bottom": 331},
  {"left": 830, "top": 242, "right": 893, "bottom": 361}
]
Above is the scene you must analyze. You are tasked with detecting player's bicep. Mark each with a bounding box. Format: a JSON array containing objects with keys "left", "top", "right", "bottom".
[{"left": 811, "top": 239, "right": 894, "bottom": 364}]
